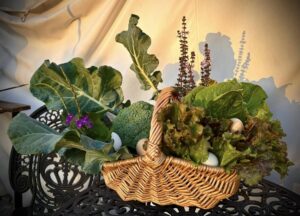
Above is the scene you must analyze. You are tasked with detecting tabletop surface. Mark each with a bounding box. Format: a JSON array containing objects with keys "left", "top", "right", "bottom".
[{"left": 53, "top": 176, "right": 300, "bottom": 216}]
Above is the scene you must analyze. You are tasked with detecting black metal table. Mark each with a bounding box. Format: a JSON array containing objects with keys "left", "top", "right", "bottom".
[{"left": 9, "top": 107, "right": 300, "bottom": 216}]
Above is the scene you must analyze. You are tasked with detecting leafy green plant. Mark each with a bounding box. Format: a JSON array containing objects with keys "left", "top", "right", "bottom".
[
  {"left": 8, "top": 58, "right": 132, "bottom": 174},
  {"left": 177, "top": 78, "right": 292, "bottom": 185}
]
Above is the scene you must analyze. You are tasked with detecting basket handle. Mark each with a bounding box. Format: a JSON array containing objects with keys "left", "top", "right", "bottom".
[{"left": 146, "top": 87, "right": 175, "bottom": 162}]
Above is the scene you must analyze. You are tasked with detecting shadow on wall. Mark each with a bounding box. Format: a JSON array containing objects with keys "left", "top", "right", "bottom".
[
  {"left": 162, "top": 32, "right": 300, "bottom": 194},
  {"left": 199, "top": 33, "right": 236, "bottom": 82}
]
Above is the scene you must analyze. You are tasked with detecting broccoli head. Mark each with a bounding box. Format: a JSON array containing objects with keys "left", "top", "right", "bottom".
[{"left": 112, "top": 101, "right": 153, "bottom": 149}]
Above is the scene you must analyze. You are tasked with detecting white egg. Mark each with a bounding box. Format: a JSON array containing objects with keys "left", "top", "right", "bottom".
[
  {"left": 202, "top": 152, "right": 219, "bottom": 166},
  {"left": 112, "top": 132, "right": 122, "bottom": 151},
  {"left": 136, "top": 138, "right": 148, "bottom": 155},
  {"left": 230, "top": 118, "right": 244, "bottom": 133}
]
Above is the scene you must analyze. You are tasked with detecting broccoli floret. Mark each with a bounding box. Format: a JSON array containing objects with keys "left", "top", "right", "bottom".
[{"left": 112, "top": 101, "right": 153, "bottom": 149}]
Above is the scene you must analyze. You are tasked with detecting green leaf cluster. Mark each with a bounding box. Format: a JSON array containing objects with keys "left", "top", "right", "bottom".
[
  {"left": 8, "top": 57, "right": 134, "bottom": 175},
  {"left": 181, "top": 79, "right": 293, "bottom": 185},
  {"left": 112, "top": 101, "right": 153, "bottom": 149},
  {"left": 8, "top": 113, "right": 132, "bottom": 174},
  {"left": 210, "top": 117, "right": 293, "bottom": 185}
]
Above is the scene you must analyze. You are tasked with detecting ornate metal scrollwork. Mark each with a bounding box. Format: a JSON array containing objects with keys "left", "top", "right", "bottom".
[
  {"left": 9, "top": 148, "right": 31, "bottom": 194},
  {"left": 30, "top": 108, "right": 95, "bottom": 215},
  {"left": 30, "top": 153, "right": 94, "bottom": 215},
  {"left": 10, "top": 107, "right": 95, "bottom": 215}
]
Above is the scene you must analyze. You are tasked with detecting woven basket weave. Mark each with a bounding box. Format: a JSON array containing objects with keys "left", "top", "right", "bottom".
[{"left": 102, "top": 87, "right": 240, "bottom": 209}]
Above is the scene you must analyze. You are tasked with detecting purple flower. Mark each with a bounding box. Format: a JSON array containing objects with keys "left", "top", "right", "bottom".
[
  {"left": 75, "top": 119, "right": 83, "bottom": 128},
  {"left": 65, "top": 114, "right": 74, "bottom": 125},
  {"left": 75, "top": 115, "right": 93, "bottom": 129},
  {"left": 80, "top": 115, "right": 89, "bottom": 124},
  {"left": 82, "top": 115, "right": 93, "bottom": 128}
]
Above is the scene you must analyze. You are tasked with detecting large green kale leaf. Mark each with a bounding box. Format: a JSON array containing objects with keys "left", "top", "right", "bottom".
[
  {"left": 116, "top": 14, "right": 162, "bottom": 92},
  {"left": 8, "top": 113, "right": 65, "bottom": 154},
  {"left": 30, "top": 58, "right": 124, "bottom": 115}
]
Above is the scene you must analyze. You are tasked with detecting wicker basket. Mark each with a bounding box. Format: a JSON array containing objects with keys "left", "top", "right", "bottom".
[{"left": 102, "top": 87, "right": 240, "bottom": 209}]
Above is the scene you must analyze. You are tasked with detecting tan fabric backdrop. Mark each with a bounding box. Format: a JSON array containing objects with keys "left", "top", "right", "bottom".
[{"left": 1, "top": 0, "right": 300, "bottom": 199}]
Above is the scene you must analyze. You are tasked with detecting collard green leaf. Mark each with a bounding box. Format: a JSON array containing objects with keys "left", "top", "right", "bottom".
[
  {"left": 30, "top": 58, "right": 123, "bottom": 115},
  {"left": 82, "top": 150, "right": 112, "bottom": 174},
  {"left": 241, "top": 82, "right": 268, "bottom": 116},
  {"left": 82, "top": 146, "right": 131, "bottom": 174},
  {"left": 80, "top": 134, "right": 113, "bottom": 151},
  {"left": 8, "top": 113, "right": 64, "bottom": 154},
  {"left": 7, "top": 105, "right": 129, "bottom": 176},
  {"left": 98, "top": 66, "right": 124, "bottom": 108},
  {"left": 85, "top": 112, "right": 112, "bottom": 142},
  {"left": 183, "top": 85, "right": 205, "bottom": 105},
  {"left": 193, "top": 79, "right": 242, "bottom": 108},
  {"left": 63, "top": 148, "right": 85, "bottom": 167},
  {"left": 207, "top": 90, "right": 246, "bottom": 121},
  {"left": 116, "top": 14, "right": 161, "bottom": 92}
]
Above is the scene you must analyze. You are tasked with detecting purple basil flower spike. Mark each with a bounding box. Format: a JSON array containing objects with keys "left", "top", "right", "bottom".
[{"left": 65, "top": 114, "right": 74, "bottom": 125}]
